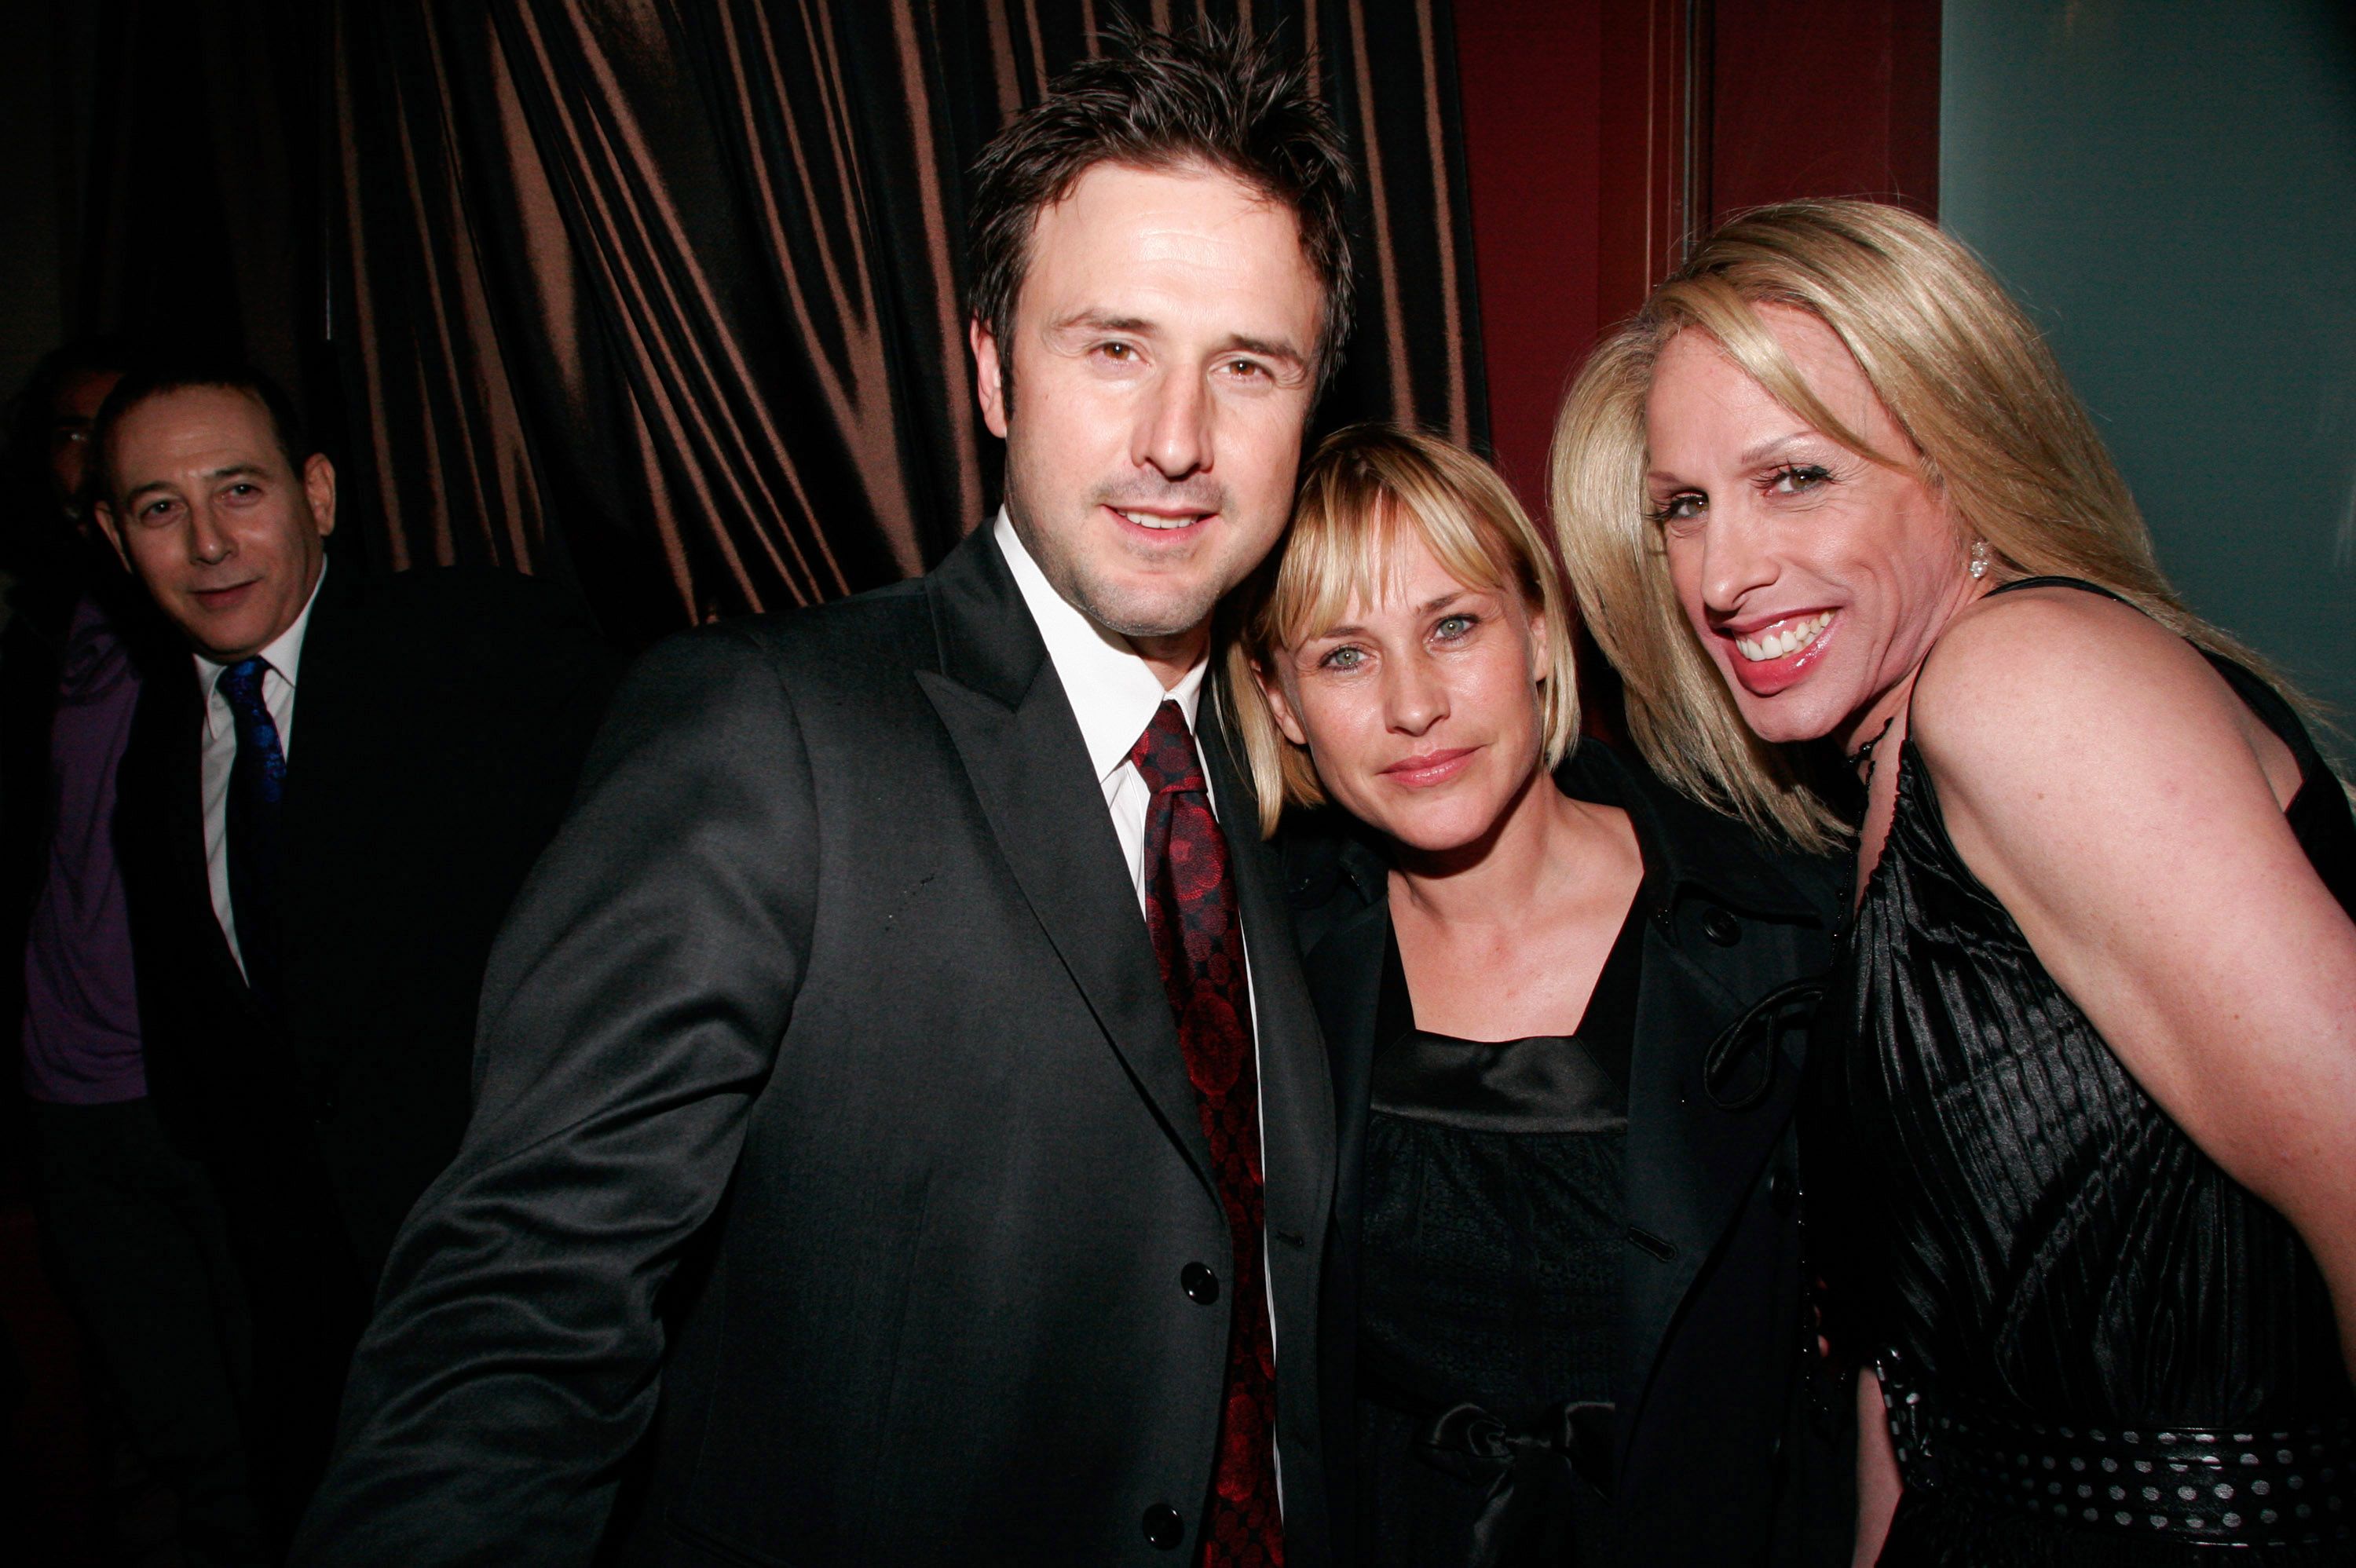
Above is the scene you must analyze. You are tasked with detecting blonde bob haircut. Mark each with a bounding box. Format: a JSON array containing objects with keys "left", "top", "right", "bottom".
[
  {"left": 1225, "top": 422, "right": 1581, "bottom": 838},
  {"left": 1551, "top": 197, "right": 2290, "bottom": 853}
]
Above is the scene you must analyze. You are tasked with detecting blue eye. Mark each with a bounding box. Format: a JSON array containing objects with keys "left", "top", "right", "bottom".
[
  {"left": 1319, "top": 645, "right": 1365, "bottom": 671},
  {"left": 1432, "top": 614, "right": 1476, "bottom": 640}
]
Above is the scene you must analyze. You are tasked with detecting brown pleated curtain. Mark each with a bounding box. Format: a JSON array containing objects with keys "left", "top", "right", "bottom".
[
  {"left": 326, "top": 0, "right": 1486, "bottom": 641},
  {"left": 70, "top": 0, "right": 1486, "bottom": 645}
]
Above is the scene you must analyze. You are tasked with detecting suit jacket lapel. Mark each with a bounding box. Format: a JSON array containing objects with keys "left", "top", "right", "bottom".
[
  {"left": 1201, "top": 675, "right": 1337, "bottom": 1548},
  {"left": 1295, "top": 872, "right": 1385, "bottom": 1352},
  {"left": 1299, "top": 894, "right": 1385, "bottom": 1215},
  {"left": 1582, "top": 741, "right": 1828, "bottom": 1453},
  {"left": 273, "top": 560, "right": 359, "bottom": 1082},
  {"left": 916, "top": 531, "right": 1218, "bottom": 1202},
  {"left": 1198, "top": 685, "right": 1334, "bottom": 1255},
  {"left": 1616, "top": 934, "right": 1802, "bottom": 1457}
]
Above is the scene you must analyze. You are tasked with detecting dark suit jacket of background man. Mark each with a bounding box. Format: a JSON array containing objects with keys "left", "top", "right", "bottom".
[
  {"left": 115, "top": 556, "right": 616, "bottom": 1520},
  {"left": 294, "top": 524, "right": 1339, "bottom": 1567}
]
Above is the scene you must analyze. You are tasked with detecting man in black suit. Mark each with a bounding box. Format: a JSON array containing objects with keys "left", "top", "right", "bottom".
[
  {"left": 6, "top": 338, "right": 267, "bottom": 1564},
  {"left": 91, "top": 361, "right": 615, "bottom": 1545},
  {"left": 296, "top": 27, "right": 1354, "bottom": 1568}
]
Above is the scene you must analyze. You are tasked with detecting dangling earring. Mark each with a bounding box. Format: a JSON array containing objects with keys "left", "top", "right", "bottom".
[{"left": 1968, "top": 539, "right": 1990, "bottom": 581}]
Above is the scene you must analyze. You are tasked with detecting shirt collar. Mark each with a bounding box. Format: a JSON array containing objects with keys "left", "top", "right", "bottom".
[
  {"left": 194, "top": 557, "right": 327, "bottom": 704},
  {"left": 993, "top": 510, "right": 1206, "bottom": 784}
]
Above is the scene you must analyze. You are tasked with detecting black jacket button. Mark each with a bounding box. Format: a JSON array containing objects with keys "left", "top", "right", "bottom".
[
  {"left": 1143, "top": 1504, "right": 1185, "bottom": 1549},
  {"left": 1181, "top": 1263, "right": 1220, "bottom": 1304},
  {"left": 1703, "top": 907, "right": 1741, "bottom": 945},
  {"left": 1769, "top": 1169, "right": 1797, "bottom": 1215}
]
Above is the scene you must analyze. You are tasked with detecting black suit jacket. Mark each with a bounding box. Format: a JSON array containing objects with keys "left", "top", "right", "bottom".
[
  {"left": 294, "top": 526, "right": 1338, "bottom": 1568},
  {"left": 1289, "top": 740, "right": 1853, "bottom": 1566},
  {"left": 117, "top": 560, "right": 615, "bottom": 1382}
]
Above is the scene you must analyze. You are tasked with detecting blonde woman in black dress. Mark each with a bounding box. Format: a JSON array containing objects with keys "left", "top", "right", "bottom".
[
  {"left": 1228, "top": 424, "right": 1852, "bottom": 1566},
  {"left": 1552, "top": 199, "right": 2356, "bottom": 1566}
]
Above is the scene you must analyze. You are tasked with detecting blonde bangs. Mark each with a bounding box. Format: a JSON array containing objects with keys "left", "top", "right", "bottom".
[
  {"left": 1227, "top": 423, "right": 1582, "bottom": 836},
  {"left": 1268, "top": 496, "right": 1514, "bottom": 658},
  {"left": 1659, "top": 277, "right": 1904, "bottom": 472}
]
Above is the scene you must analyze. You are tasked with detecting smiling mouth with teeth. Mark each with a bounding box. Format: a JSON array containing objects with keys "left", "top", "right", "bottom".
[
  {"left": 1732, "top": 610, "right": 1834, "bottom": 663},
  {"left": 1117, "top": 509, "right": 1208, "bottom": 531}
]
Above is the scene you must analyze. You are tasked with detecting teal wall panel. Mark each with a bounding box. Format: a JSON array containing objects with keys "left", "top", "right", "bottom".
[{"left": 1941, "top": 0, "right": 2356, "bottom": 754}]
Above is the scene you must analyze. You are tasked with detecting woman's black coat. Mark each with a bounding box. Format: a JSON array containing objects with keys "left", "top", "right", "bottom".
[{"left": 1283, "top": 738, "right": 1854, "bottom": 1566}]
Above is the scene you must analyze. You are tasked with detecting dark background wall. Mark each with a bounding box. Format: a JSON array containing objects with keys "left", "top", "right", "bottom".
[
  {"left": 0, "top": 2, "right": 317, "bottom": 404},
  {"left": 0, "top": 4, "right": 87, "bottom": 399},
  {"left": 1940, "top": 0, "right": 2356, "bottom": 750}
]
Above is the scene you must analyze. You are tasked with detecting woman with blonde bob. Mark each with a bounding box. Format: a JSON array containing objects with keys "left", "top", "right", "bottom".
[
  {"left": 1552, "top": 198, "right": 2356, "bottom": 1566},
  {"left": 1230, "top": 422, "right": 1850, "bottom": 1566}
]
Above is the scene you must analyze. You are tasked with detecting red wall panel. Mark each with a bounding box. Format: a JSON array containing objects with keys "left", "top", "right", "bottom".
[
  {"left": 1452, "top": 0, "right": 1606, "bottom": 507},
  {"left": 1709, "top": 0, "right": 1942, "bottom": 221},
  {"left": 1454, "top": 0, "right": 1941, "bottom": 515}
]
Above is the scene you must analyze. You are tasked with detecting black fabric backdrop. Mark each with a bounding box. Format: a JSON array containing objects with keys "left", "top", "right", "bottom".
[{"left": 68, "top": 0, "right": 1487, "bottom": 645}]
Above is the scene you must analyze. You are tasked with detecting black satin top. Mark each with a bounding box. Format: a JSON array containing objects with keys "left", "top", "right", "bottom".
[
  {"left": 1816, "top": 579, "right": 2356, "bottom": 1559},
  {"left": 1355, "top": 902, "right": 1642, "bottom": 1568}
]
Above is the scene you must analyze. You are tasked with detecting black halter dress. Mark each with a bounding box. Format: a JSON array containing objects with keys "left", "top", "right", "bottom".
[{"left": 1816, "top": 578, "right": 2356, "bottom": 1565}]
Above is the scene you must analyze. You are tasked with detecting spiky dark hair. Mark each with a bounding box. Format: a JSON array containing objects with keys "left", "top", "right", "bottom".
[{"left": 967, "top": 22, "right": 1357, "bottom": 397}]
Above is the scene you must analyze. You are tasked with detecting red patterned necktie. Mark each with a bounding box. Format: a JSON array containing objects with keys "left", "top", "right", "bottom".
[{"left": 1130, "top": 699, "right": 1282, "bottom": 1567}]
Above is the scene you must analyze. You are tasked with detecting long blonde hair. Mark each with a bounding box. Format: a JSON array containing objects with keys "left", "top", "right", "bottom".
[
  {"left": 1550, "top": 198, "right": 2290, "bottom": 852},
  {"left": 1226, "top": 422, "right": 1580, "bottom": 837}
]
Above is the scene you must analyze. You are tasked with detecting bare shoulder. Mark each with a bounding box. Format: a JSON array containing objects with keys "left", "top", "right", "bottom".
[{"left": 1908, "top": 583, "right": 2260, "bottom": 802}]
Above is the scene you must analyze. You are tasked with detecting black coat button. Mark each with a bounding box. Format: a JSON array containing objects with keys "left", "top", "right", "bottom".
[
  {"left": 1143, "top": 1504, "right": 1185, "bottom": 1549},
  {"left": 1703, "top": 908, "right": 1741, "bottom": 945},
  {"left": 1769, "top": 1169, "right": 1797, "bottom": 1215},
  {"left": 1181, "top": 1263, "right": 1220, "bottom": 1304}
]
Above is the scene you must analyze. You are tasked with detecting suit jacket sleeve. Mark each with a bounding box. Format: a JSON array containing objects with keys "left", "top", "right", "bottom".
[{"left": 292, "top": 625, "right": 818, "bottom": 1563}]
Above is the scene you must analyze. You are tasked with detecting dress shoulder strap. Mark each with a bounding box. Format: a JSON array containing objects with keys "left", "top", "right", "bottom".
[{"left": 1985, "top": 574, "right": 2131, "bottom": 607}]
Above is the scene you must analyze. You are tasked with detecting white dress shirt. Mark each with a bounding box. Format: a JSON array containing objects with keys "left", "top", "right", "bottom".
[
  {"left": 193, "top": 561, "right": 327, "bottom": 978},
  {"left": 994, "top": 514, "right": 1284, "bottom": 1453},
  {"left": 993, "top": 512, "right": 1217, "bottom": 913}
]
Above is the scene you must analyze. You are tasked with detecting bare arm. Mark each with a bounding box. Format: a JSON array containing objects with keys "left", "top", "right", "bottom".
[
  {"left": 1912, "top": 589, "right": 2356, "bottom": 1369},
  {"left": 1853, "top": 1369, "right": 1901, "bottom": 1567}
]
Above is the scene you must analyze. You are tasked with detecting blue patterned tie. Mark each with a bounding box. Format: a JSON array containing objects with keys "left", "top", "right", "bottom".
[{"left": 218, "top": 656, "right": 287, "bottom": 1003}]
